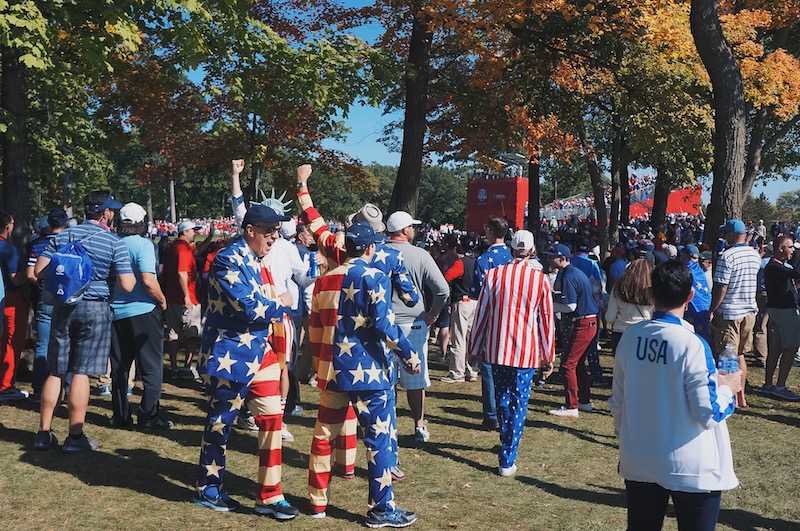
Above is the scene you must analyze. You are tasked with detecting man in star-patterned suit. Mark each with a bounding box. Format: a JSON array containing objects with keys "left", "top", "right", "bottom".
[
  {"left": 193, "top": 205, "right": 300, "bottom": 520},
  {"left": 296, "top": 163, "right": 418, "bottom": 481},
  {"left": 307, "top": 222, "right": 421, "bottom": 528}
]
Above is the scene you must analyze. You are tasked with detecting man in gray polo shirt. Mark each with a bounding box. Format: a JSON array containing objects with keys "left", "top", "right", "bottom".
[
  {"left": 386, "top": 211, "right": 449, "bottom": 443},
  {"left": 710, "top": 219, "right": 761, "bottom": 408}
]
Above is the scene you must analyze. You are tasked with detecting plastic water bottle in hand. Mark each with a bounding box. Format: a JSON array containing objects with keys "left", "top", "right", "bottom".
[{"left": 718, "top": 344, "right": 739, "bottom": 375}]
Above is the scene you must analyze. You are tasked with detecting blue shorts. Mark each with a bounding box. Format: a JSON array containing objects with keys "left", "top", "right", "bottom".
[{"left": 396, "top": 320, "right": 430, "bottom": 390}]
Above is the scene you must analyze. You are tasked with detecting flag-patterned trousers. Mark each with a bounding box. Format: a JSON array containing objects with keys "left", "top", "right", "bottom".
[
  {"left": 308, "top": 388, "right": 400, "bottom": 514},
  {"left": 493, "top": 365, "right": 535, "bottom": 469},
  {"left": 197, "top": 349, "right": 286, "bottom": 506}
]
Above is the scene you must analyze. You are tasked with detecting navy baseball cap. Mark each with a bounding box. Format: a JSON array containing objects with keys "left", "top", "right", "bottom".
[
  {"left": 577, "top": 238, "right": 591, "bottom": 252},
  {"left": 242, "top": 204, "right": 290, "bottom": 226},
  {"left": 47, "top": 208, "right": 68, "bottom": 228},
  {"left": 85, "top": 193, "right": 122, "bottom": 213},
  {"left": 719, "top": 219, "right": 746, "bottom": 234},
  {"left": 542, "top": 243, "right": 572, "bottom": 259},
  {"left": 346, "top": 222, "right": 381, "bottom": 252}
]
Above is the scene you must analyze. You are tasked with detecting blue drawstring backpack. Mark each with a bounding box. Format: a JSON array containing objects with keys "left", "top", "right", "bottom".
[{"left": 44, "top": 231, "right": 102, "bottom": 304}]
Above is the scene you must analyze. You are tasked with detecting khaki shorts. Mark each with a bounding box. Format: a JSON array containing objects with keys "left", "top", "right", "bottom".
[
  {"left": 766, "top": 307, "right": 800, "bottom": 350},
  {"left": 712, "top": 312, "right": 756, "bottom": 356},
  {"left": 166, "top": 303, "right": 202, "bottom": 341}
]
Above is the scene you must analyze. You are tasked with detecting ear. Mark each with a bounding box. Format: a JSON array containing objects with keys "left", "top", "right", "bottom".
[{"left": 686, "top": 287, "right": 695, "bottom": 306}]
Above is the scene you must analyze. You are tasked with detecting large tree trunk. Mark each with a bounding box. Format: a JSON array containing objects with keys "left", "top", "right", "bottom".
[
  {"left": 651, "top": 164, "right": 670, "bottom": 230},
  {"left": 389, "top": 2, "right": 432, "bottom": 217},
  {"left": 691, "top": 0, "right": 746, "bottom": 245},
  {"left": 528, "top": 149, "right": 540, "bottom": 230},
  {"left": 579, "top": 120, "right": 609, "bottom": 256},
  {"left": 1, "top": 46, "right": 30, "bottom": 244}
]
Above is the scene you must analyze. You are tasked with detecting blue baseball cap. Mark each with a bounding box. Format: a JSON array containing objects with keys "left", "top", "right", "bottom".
[
  {"left": 346, "top": 222, "right": 381, "bottom": 252},
  {"left": 542, "top": 243, "right": 571, "bottom": 259},
  {"left": 639, "top": 240, "right": 655, "bottom": 252},
  {"left": 719, "top": 219, "right": 746, "bottom": 234},
  {"left": 682, "top": 244, "right": 700, "bottom": 257},
  {"left": 242, "top": 204, "right": 290, "bottom": 227},
  {"left": 85, "top": 193, "right": 123, "bottom": 213}
]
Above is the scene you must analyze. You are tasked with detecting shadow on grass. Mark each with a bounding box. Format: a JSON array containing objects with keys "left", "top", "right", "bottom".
[
  {"left": 2, "top": 423, "right": 217, "bottom": 503},
  {"left": 398, "top": 437, "right": 497, "bottom": 474},
  {"left": 527, "top": 419, "right": 618, "bottom": 449},
  {"left": 517, "top": 475, "right": 626, "bottom": 508},
  {"left": 734, "top": 406, "right": 800, "bottom": 428},
  {"left": 426, "top": 389, "right": 482, "bottom": 402},
  {"left": 719, "top": 508, "right": 799, "bottom": 531}
]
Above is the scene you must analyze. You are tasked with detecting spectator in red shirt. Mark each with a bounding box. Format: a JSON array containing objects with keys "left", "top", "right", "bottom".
[{"left": 163, "top": 220, "right": 214, "bottom": 379}]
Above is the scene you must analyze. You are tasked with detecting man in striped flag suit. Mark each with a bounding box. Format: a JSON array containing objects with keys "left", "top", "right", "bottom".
[
  {"left": 307, "top": 222, "right": 421, "bottom": 528},
  {"left": 468, "top": 230, "right": 555, "bottom": 477}
]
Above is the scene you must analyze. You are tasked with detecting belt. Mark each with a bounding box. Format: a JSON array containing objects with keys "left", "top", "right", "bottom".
[{"left": 573, "top": 314, "right": 596, "bottom": 321}]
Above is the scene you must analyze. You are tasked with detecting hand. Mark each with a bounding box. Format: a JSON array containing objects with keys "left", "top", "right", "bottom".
[
  {"left": 297, "top": 164, "right": 312, "bottom": 185},
  {"left": 405, "top": 364, "right": 421, "bottom": 375},
  {"left": 314, "top": 252, "right": 325, "bottom": 266},
  {"left": 208, "top": 224, "right": 216, "bottom": 235},
  {"left": 423, "top": 311, "right": 438, "bottom": 327},
  {"left": 232, "top": 159, "right": 245, "bottom": 176},
  {"left": 160, "top": 300, "right": 167, "bottom": 311},
  {"left": 542, "top": 361, "right": 554, "bottom": 379},
  {"left": 278, "top": 291, "right": 293, "bottom": 308},
  {"left": 718, "top": 370, "right": 743, "bottom": 395},
  {"left": 184, "top": 296, "right": 193, "bottom": 310}
]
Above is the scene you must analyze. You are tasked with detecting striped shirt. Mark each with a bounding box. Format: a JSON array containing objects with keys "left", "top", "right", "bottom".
[
  {"left": 41, "top": 221, "right": 133, "bottom": 300},
  {"left": 712, "top": 243, "right": 760, "bottom": 319},
  {"left": 468, "top": 258, "right": 555, "bottom": 368}
]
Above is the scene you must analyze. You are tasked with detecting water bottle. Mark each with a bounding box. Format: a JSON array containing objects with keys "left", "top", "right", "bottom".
[
  {"left": 718, "top": 344, "right": 739, "bottom": 375},
  {"left": 308, "top": 251, "right": 319, "bottom": 278}
]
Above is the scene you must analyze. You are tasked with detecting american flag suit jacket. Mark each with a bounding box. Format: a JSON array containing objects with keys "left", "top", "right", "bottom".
[
  {"left": 198, "top": 237, "right": 288, "bottom": 385},
  {"left": 309, "top": 257, "right": 421, "bottom": 392}
]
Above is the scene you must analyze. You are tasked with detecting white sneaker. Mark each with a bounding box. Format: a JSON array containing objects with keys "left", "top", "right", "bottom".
[
  {"left": 548, "top": 407, "right": 579, "bottom": 418},
  {"left": 236, "top": 413, "right": 259, "bottom": 432},
  {"left": 498, "top": 464, "right": 517, "bottom": 477},
  {"left": 414, "top": 425, "right": 430, "bottom": 443},
  {"left": 281, "top": 425, "right": 295, "bottom": 442},
  {"left": 577, "top": 402, "right": 592, "bottom": 413}
]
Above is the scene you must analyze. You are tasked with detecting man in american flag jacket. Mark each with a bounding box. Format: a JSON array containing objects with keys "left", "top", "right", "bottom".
[
  {"left": 307, "top": 222, "right": 421, "bottom": 528},
  {"left": 469, "top": 230, "right": 555, "bottom": 477},
  {"left": 296, "top": 163, "right": 418, "bottom": 481},
  {"left": 193, "top": 205, "right": 300, "bottom": 521}
]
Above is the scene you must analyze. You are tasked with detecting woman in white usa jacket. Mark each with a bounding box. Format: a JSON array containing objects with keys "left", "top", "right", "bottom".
[{"left": 609, "top": 261, "right": 742, "bottom": 531}]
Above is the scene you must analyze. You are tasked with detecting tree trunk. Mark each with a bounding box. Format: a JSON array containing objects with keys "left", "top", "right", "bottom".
[
  {"left": 1, "top": 46, "right": 30, "bottom": 244},
  {"left": 620, "top": 160, "right": 630, "bottom": 224},
  {"left": 389, "top": 2, "right": 432, "bottom": 217},
  {"left": 690, "top": 0, "right": 746, "bottom": 245},
  {"left": 609, "top": 112, "right": 624, "bottom": 246},
  {"left": 245, "top": 161, "right": 263, "bottom": 207},
  {"left": 528, "top": 150, "right": 540, "bottom": 230},
  {"left": 652, "top": 164, "right": 670, "bottom": 230},
  {"left": 168, "top": 178, "right": 177, "bottom": 223},
  {"left": 579, "top": 120, "right": 609, "bottom": 256}
]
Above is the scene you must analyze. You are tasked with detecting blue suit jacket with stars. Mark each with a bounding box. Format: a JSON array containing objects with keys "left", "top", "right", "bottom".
[{"left": 198, "top": 237, "right": 287, "bottom": 385}]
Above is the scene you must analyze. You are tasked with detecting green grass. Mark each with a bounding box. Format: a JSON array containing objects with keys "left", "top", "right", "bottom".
[{"left": 1, "top": 344, "right": 799, "bottom": 530}]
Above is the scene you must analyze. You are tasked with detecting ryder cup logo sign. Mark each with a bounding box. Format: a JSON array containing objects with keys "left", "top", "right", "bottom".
[{"left": 477, "top": 188, "right": 488, "bottom": 204}]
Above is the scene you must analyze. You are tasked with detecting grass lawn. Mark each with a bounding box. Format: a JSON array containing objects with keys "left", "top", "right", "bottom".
[{"left": 1, "top": 344, "right": 799, "bottom": 531}]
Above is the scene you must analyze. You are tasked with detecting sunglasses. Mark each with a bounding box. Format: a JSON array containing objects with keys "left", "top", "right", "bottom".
[{"left": 253, "top": 224, "right": 280, "bottom": 235}]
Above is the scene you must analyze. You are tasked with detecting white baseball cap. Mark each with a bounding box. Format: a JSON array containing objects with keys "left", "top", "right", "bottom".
[
  {"left": 119, "top": 202, "right": 147, "bottom": 223},
  {"left": 386, "top": 211, "right": 422, "bottom": 233},
  {"left": 280, "top": 218, "right": 297, "bottom": 239},
  {"left": 511, "top": 230, "right": 534, "bottom": 251}
]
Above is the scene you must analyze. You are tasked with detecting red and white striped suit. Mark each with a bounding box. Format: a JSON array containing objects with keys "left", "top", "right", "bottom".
[
  {"left": 468, "top": 257, "right": 556, "bottom": 471},
  {"left": 468, "top": 258, "right": 555, "bottom": 368}
]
